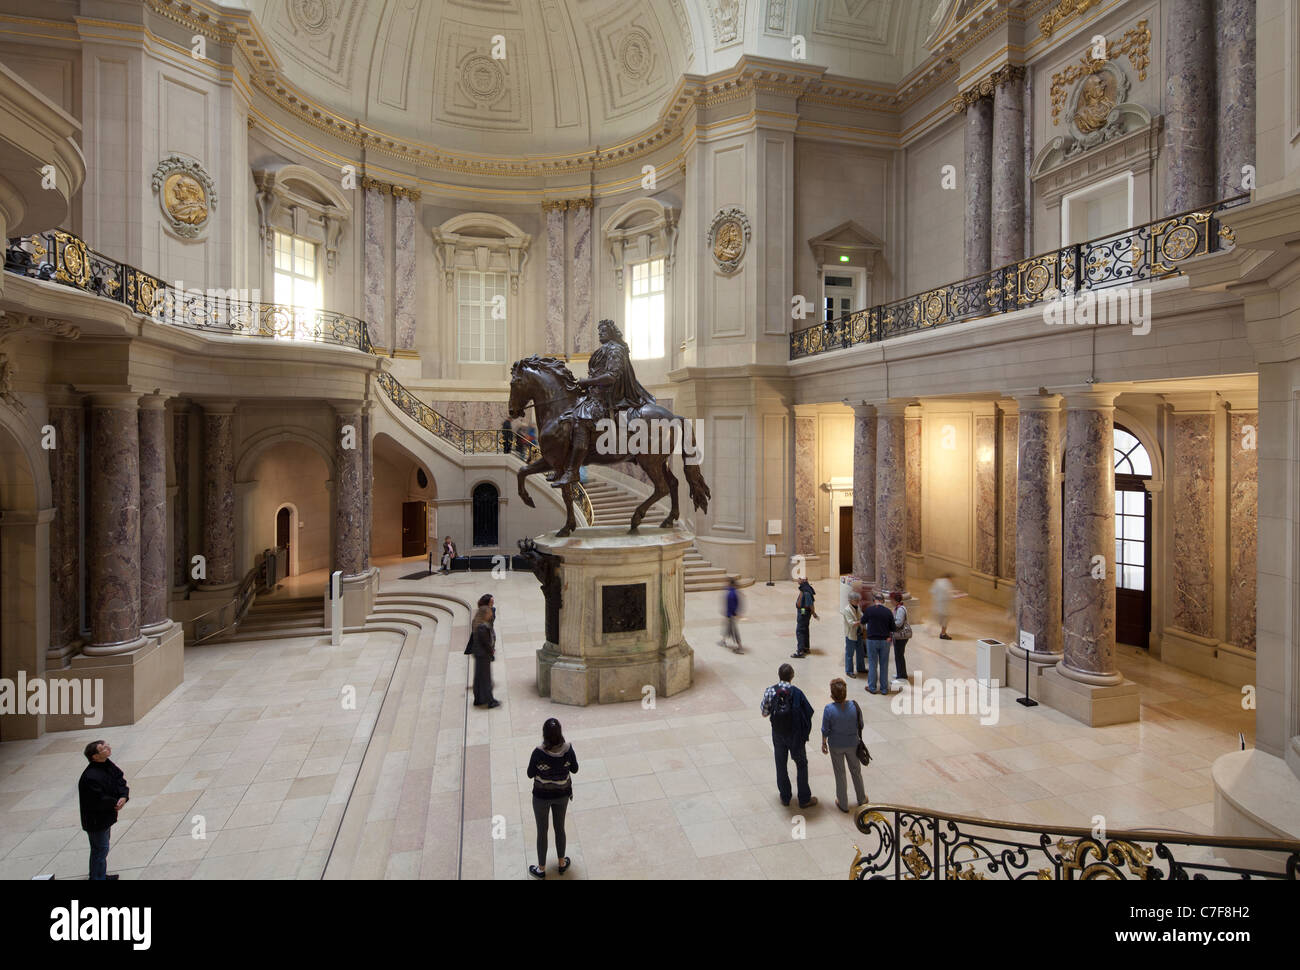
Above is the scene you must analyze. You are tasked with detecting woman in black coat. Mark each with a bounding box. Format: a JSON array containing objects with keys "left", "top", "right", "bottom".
[{"left": 470, "top": 595, "right": 499, "bottom": 708}]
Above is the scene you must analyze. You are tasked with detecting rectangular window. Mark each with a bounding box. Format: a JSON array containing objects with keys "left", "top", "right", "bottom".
[
  {"left": 625, "top": 258, "right": 665, "bottom": 359},
  {"left": 273, "top": 231, "right": 322, "bottom": 313},
  {"left": 1062, "top": 172, "right": 1134, "bottom": 246},
  {"left": 458, "top": 271, "right": 507, "bottom": 364}
]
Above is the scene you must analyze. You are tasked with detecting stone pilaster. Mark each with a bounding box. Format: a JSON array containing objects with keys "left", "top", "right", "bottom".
[
  {"left": 973, "top": 408, "right": 998, "bottom": 576},
  {"left": 1215, "top": 0, "right": 1256, "bottom": 200},
  {"left": 874, "top": 402, "right": 908, "bottom": 595},
  {"left": 1060, "top": 389, "right": 1121, "bottom": 684},
  {"left": 794, "top": 411, "right": 817, "bottom": 558},
  {"left": 998, "top": 401, "right": 1018, "bottom": 581},
  {"left": 570, "top": 199, "right": 593, "bottom": 353},
  {"left": 851, "top": 404, "right": 876, "bottom": 579},
  {"left": 991, "top": 66, "right": 1026, "bottom": 269},
  {"left": 1014, "top": 394, "right": 1062, "bottom": 659},
  {"left": 393, "top": 193, "right": 417, "bottom": 351},
  {"left": 963, "top": 93, "right": 994, "bottom": 277},
  {"left": 363, "top": 184, "right": 387, "bottom": 349},
  {"left": 138, "top": 394, "right": 171, "bottom": 633},
  {"left": 84, "top": 393, "right": 148, "bottom": 655},
  {"left": 200, "top": 403, "right": 237, "bottom": 589},
  {"left": 905, "top": 408, "right": 921, "bottom": 556},
  {"left": 544, "top": 202, "right": 566, "bottom": 355},
  {"left": 1165, "top": 0, "right": 1216, "bottom": 213},
  {"left": 171, "top": 402, "right": 189, "bottom": 591},
  {"left": 1168, "top": 397, "right": 1216, "bottom": 639},
  {"left": 334, "top": 405, "right": 365, "bottom": 578},
  {"left": 46, "top": 398, "right": 81, "bottom": 664}
]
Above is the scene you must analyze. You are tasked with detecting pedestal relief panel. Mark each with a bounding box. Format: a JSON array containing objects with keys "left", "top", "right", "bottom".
[
  {"left": 905, "top": 413, "right": 921, "bottom": 556},
  {"left": 973, "top": 413, "right": 997, "bottom": 575},
  {"left": 1171, "top": 411, "right": 1215, "bottom": 638},
  {"left": 794, "top": 415, "right": 817, "bottom": 557},
  {"left": 1228, "top": 410, "right": 1257, "bottom": 650},
  {"left": 394, "top": 194, "right": 417, "bottom": 351}
]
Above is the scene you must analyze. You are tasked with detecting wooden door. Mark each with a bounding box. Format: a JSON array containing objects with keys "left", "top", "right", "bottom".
[
  {"left": 276, "top": 507, "right": 292, "bottom": 575},
  {"left": 838, "top": 506, "right": 853, "bottom": 575},
  {"left": 402, "top": 501, "right": 427, "bottom": 558}
]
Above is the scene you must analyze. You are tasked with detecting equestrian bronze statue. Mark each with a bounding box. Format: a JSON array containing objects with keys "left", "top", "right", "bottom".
[{"left": 508, "top": 319, "right": 710, "bottom": 537}]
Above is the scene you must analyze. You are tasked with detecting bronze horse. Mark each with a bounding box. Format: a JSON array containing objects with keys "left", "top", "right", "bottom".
[{"left": 508, "top": 355, "right": 711, "bottom": 537}]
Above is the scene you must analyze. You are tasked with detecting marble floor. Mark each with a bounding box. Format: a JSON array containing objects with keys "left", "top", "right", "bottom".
[{"left": 0, "top": 557, "right": 1253, "bottom": 880}]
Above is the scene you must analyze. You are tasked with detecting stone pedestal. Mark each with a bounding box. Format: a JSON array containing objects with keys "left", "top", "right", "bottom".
[{"left": 535, "top": 526, "right": 694, "bottom": 706}]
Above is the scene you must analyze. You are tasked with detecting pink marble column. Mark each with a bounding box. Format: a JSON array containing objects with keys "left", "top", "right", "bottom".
[
  {"left": 570, "top": 199, "right": 593, "bottom": 353},
  {"left": 875, "top": 402, "right": 908, "bottom": 595},
  {"left": 991, "top": 66, "right": 1026, "bottom": 270},
  {"left": 1061, "top": 389, "right": 1122, "bottom": 684},
  {"left": 905, "top": 409, "right": 921, "bottom": 555},
  {"left": 171, "top": 402, "right": 190, "bottom": 590},
  {"left": 794, "top": 414, "right": 817, "bottom": 558},
  {"left": 84, "top": 393, "right": 148, "bottom": 655},
  {"left": 138, "top": 395, "right": 171, "bottom": 633},
  {"left": 544, "top": 202, "right": 566, "bottom": 355},
  {"left": 361, "top": 406, "right": 373, "bottom": 572},
  {"left": 852, "top": 404, "right": 876, "bottom": 579},
  {"left": 1170, "top": 404, "right": 1215, "bottom": 638},
  {"left": 1014, "top": 394, "right": 1062, "bottom": 659},
  {"left": 973, "top": 410, "right": 998, "bottom": 575},
  {"left": 1227, "top": 408, "right": 1257, "bottom": 650},
  {"left": 201, "top": 403, "right": 237, "bottom": 589},
  {"left": 998, "top": 403, "right": 1018, "bottom": 581},
  {"left": 46, "top": 397, "right": 82, "bottom": 664},
  {"left": 1165, "top": 0, "right": 1215, "bottom": 213},
  {"left": 334, "top": 405, "right": 366, "bottom": 577},
  {"left": 963, "top": 94, "right": 994, "bottom": 277}
]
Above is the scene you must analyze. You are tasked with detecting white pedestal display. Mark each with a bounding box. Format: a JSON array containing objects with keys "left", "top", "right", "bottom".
[
  {"left": 976, "top": 638, "right": 1006, "bottom": 687},
  {"left": 535, "top": 526, "right": 695, "bottom": 706}
]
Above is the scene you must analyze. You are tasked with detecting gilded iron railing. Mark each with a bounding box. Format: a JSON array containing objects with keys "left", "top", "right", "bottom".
[
  {"left": 791, "top": 194, "right": 1249, "bottom": 360},
  {"left": 850, "top": 803, "right": 1300, "bottom": 881},
  {"left": 5, "top": 230, "right": 372, "bottom": 351}
]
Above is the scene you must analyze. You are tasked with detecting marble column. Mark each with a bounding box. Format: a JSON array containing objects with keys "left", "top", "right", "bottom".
[
  {"left": 393, "top": 193, "right": 417, "bottom": 351},
  {"left": 570, "top": 199, "right": 593, "bottom": 353},
  {"left": 138, "top": 394, "right": 171, "bottom": 633},
  {"left": 363, "top": 184, "right": 387, "bottom": 349},
  {"left": 201, "top": 403, "right": 237, "bottom": 589},
  {"left": 84, "top": 393, "right": 148, "bottom": 655},
  {"left": 1060, "top": 389, "right": 1122, "bottom": 684},
  {"left": 1169, "top": 401, "right": 1215, "bottom": 638},
  {"left": 361, "top": 406, "right": 373, "bottom": 572},
  {"left": 905, "top": 409, "right": 921, "bottom": 555},
  {"left": 875, "top": 403, "right": 908, "bottom": 595},
  {"left": 998, "top": 403, "right": 1019, "bottom": 581},
  {"left": 963, "top": 93, "right": 994, "bottom": 277},
  {"left": 973, "top": 410, "right": 998, "bottom": 576},
  {"left": 1014, "top": 394, "right": 1062, "bottom": 659},
  {"left": 794, "top": 413, "right": 817, "bottom": 558},
  {"left": 852, "top": 405, "right": 876, "bottom": 579},
  {"left": 991, "top": 66, "right": 1026, "bottom": 270},
  {"left": 544, "top": 202, "right": 566, "bottom": 355},
  {"left": 46, "top": 398, "right": 81, "bottom": 664},
  {"left": 171, "top": 402, "right": 189, "bottom": 590},
  {"left": 1021, "top": 70, "right": 1034, "bottom": 259},
  {"left": 1165, "top": 0, "right": 1216, "bottom": 214},
  {"left": 334, "top": 405, "right": 366, "bottom": 578},
  {"left": 1227, "top": 408, "right": 1257, "bottom": 650},
  {"left": 1215, "top": 0, "right": 1256, "bottom": 200}
]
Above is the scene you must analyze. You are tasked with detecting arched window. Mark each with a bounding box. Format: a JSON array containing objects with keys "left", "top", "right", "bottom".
[
  {"left": 1113, "top": 423, "right": 1152, "bottom": 648},
  {"left": 472, "top": 483, "right": 499, "bottom": 547},
  {"left": 1113, "top": 426, "right": 1152, "bottom": 476}
]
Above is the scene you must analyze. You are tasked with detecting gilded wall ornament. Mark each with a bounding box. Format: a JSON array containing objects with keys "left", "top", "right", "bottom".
[
  {"left": 151, "top": 155, "right": 216, "bottom": 239},
  {"left": 1050, "top": 19, "right": 1150, "bottom": 126},
  {"left": 1039, "top": 0, "right": 1102, "bottom": 38},
  {"left": 707, "top": 207, "right": 750, "bottom": 274}
]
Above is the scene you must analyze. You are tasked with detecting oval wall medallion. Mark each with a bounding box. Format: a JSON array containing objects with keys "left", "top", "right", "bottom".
[
  {"left": 151, "top": 155, "right": 217, "bottom": 240},
  {"left": 707, "top": 207, "right": 750, "bottom": 274}
]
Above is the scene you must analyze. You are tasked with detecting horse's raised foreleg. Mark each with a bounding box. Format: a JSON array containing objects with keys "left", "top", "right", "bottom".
[
  {"left": 556, "top": 483, "right": 578, "bottom": 537},
  {"left": 517, "top": 457, "right": 550, "bottom": 509},
  {"left": 658, "top": 462, "right": 680, "bottom": 528},
  {"left": 630, "top": 456, "right": 671, "bottom": 533}
]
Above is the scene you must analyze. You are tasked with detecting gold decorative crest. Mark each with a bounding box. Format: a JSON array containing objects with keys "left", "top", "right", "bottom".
[
  {"left": 707, "top": 207, "right": 750, "bottom": 274},
  {"left": 151, "top": 155, "right": 217, "bottom": 238}
]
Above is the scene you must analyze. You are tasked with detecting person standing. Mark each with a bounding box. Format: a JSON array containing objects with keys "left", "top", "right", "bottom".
[
  {"left": 470, "top": 593, "right": 499, "bottom": 709},
  {"left": 760, "top": 664, "right": 818, "bottom": 809},
  {"left": 526, "top": 717, "right": 578, "bottom": 878},
  {"left": 820, "top": 679, "right": 867, "bottom": 813},
  {"left": 930, "top": 573, "right": 959, "bottom": 640},
  {"left": 840, "top": 591, "right": 866, "bottom": 679},
  {"left": 500, "top": 417, "right": 514, "bottom": 455},
  {"left": 719, "top": 576, "right": 743, "bottom": 653},
  {"left": 78, "top": 740, "right": 129, "bottom": 880},
  {"left": 890, "top": 590, "right": 912, "bottom": 681},
  {"left": 791, "top": 578, "right": 819, "bottom": 659},
  {"left": 439, "top": 535, "right": 457, "bottom": 574},
  {"left": 861, "top": 591, "right": 896, "bottom": 695}
]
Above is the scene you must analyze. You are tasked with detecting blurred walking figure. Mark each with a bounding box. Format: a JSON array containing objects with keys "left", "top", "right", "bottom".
[
  {"left": 930, "top": 573, "right": 960, "bottom": 640},
  {"left": 500, "top": 417, "right": 514, "bottom": 454},
  {"left": 526, "top": 717, "right": 578, "bottom": 878},
  {"left": 820, "top": 679, "right": 867, "bottom": 813},
  {"left": 719, "top": 577, "right": 744, "bottom": 653}
]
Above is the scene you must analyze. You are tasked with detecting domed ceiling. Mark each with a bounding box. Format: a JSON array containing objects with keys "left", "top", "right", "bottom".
[{"left": 237, "top": 0, "right": 941, "bottom": 155}]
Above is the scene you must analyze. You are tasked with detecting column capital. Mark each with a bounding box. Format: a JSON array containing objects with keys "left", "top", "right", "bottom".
[
  {"left": 201, "top": 401, "right": 238, "bottom": 416},
  {"left": 1057, "top": 386, "right": 1120, "bottom": 409},
  {"left": 1013, "top": 391, "right": 1062, "bottom": 411},
  {"left": 875, "top": 400, "right": 912, "bottom": 417},
  {"left": 1162, "top": 391, "right": 1220, "bottom": 413},
  {"left": 996, "top": 398, "right": 1019, "bottom": 415},
  {"left": 850, "top": 402, "right": 877, "bottom": 419},
  {"left": 170, "top": 399, "right": 192, "bottom": 414},
  {"left": 138, "top": 393, "right": 170, "bottom": 412},
  {"left": 329, "top": 400, "right": 364, "bottom": 418},
  {"left": 905, "top": 404, "right": 923, "bottom": 420},
  {"left": 86, "top": 391, "right": 141, "bottom": 409}
]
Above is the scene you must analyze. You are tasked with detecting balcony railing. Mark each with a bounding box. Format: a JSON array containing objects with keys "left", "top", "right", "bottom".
[
  {"left": 850, "top": 803, "right": 1300, "bottom": 880},
  {"left": 791, "top": 195, "right": 1249, "bottom": 361}
]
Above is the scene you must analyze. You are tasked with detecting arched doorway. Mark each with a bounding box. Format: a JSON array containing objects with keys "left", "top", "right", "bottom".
[
  {"left": 1113, "top": 424, "right": 1153, "bottom": 648},
  {"left": 275, "top": 505, "right": 295, "bottom": 576},
  {"left": 472, "top": 482, "right": 499, "bottom": 547}
]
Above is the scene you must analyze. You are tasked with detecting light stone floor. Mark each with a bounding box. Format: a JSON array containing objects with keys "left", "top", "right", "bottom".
[{"left": 0, "top": 556, "right": 1253, "bottom": 880}]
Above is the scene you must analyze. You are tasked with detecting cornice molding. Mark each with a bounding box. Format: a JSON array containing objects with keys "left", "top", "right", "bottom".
[{"left": 951, "top": 64, "right": 1026, "bottom": 114}]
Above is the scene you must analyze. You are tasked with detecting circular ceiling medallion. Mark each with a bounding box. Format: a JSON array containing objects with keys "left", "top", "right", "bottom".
[
  {"left": 461, "top": 54, "right": 506, "bottom": 103},
  {"left": 707, "top": 207, "right": 751, "bottom": 275},
  {"left": 619, "top": 27, "right": 654, "bottom": 80},
  {"left": 290, "top": 0, "right": 332, "bottom": 35}
]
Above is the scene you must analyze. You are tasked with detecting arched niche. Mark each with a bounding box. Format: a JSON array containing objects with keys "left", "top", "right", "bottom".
[
  {"left": 602, "top": 197, "right": 678, "bottom": 290},
  {"left": 430, "top": 212, "right": 531, "bottom": 294},
  {"left": 253, "top": 164, "right": 353, "bottom": 273}
]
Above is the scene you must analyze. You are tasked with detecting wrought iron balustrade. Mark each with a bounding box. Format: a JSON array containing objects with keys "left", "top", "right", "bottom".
[
  {"left": 191, "top": 546, "right": 283, "bottom": 644},
  {"left": 850, "top": 802, "right": 1300, "bottom": 880},
  {"left": 791, "top": 195, "right": 1249, "bottom": 360}
]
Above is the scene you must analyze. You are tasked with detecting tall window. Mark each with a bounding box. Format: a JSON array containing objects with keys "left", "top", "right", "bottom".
[
  {"left": 458, "top": 271, "right": 507, "bottom": 364},
  {"left": 1113, "top": 426, "right": 1152, "bottom": 592},
  {"left": 625, "top": 258, "right": 665, "bottom": 359},
  {"left": 273, "top": 231, "right": 322, "bottom": 312}
]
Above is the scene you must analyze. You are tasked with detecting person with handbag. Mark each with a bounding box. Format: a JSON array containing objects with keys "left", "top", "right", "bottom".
[
  {"left": 820, "top": 679, "right": 868, "bottom": 813},
  {"left": 889, "top": 590, "right": 912, "bottom": 682},
  {"left": 468, "top": 593, "right": 499, "bottom": 708},
  {"left": 525, "top": 717, "right": 578, "bottom": 878}
]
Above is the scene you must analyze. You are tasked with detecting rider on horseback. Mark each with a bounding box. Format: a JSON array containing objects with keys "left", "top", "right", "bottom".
[{"left": 549, "top": 319, "right": 656, "bottom": 487}]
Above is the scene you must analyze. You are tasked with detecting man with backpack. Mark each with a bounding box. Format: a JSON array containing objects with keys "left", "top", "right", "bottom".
[
  {"left": 792, "top": 578, "right": 819, "bottom": 658},
  {"left": 760, "top": 664, "right": 818, "bottom": 809}
]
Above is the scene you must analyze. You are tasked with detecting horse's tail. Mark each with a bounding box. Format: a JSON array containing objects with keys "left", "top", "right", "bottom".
[{"left": 684, "top": 459, "right": 710, "bottom": 514}]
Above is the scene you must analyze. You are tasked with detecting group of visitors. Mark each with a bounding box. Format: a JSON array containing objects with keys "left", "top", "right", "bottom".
[
  {"left": 839, "top": 589, "right": 911, "bottom": 693},
  {"left": 500, "top": 417, "right": 538, "bottom": 456}
]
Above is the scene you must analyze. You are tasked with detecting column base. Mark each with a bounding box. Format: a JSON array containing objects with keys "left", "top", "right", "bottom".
[
  {"left": 46, "top": 639, "right": 82, "bottom": 669},
  {"left": 194, "top": 581, "right": 239, "bottom": 599},
  {"left": 141, "top": 618, "right": 176, "bottom": 639},
  {"left": 81, "top": 635, "right": 151, "bottom": 658},
  {"left": 334, "top": 568, "right": 380, "bottom": 628},
  {"left": 1212, "top": 749, "right": 1300, "bottom": 872},
  {"left": 46, "top": 626, "right": 184, "bottom": 731},
  {"left": 1034, "top": 663, "right": 1140, "bottom": 726},
  {"left": 1004, "top": 646, "right": 1061, "bottom": 695}
]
